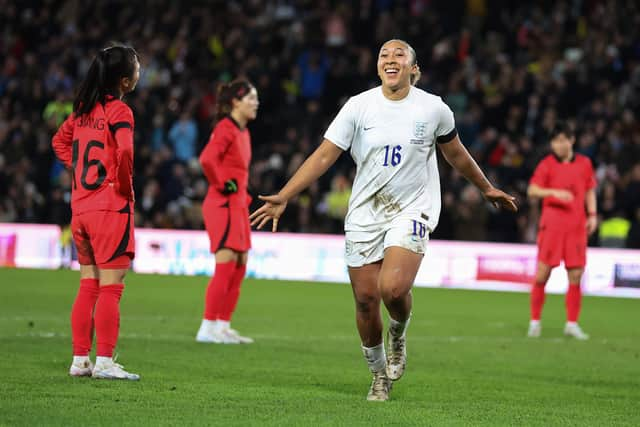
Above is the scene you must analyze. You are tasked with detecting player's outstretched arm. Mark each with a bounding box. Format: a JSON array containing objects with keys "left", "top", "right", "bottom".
[
  {"left": 250, "top": 139, "right": 343, "bottom": 231},
  {"left": 439, "top": 136, "right": 518, "bottom": 212}
]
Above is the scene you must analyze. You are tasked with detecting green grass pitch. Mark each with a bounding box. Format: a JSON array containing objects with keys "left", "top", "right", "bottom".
[{"left": 0, "top": 268, "right": 638, "bottom": 426}]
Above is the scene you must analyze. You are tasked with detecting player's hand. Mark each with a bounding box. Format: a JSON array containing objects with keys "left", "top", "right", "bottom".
[
  {"left": 552, "top": 189, "right": 574, "bottom": 202},
  {"left": 483, "top": 187, "right": 518, "bottom": 212},
  {"left": 249, "top": 194, "right": 288, "bottom": 232},
  {"left": 586, "top": 215, "right": 598, "bottom": 236},
  {"left": 221, "top": 179, "right": 238, "bottom": 195}
]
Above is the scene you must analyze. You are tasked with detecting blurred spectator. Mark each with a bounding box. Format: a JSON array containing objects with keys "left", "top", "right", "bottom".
[
  {"left": 318, "top": 173, "right": 352, "bottom": 234},
  {"left": 599, "top": 210, "right": 631, "bottom": 248},
  {"left": 297, "top": 49, "right": 330, "bottom": 100},
  {"left": 453, "top": 184, "right": 488, "bottom": 241},
  {"left": 626, "top": 207, "right": 640, "bottom": 249},
  {"left": 169, "top": 112, "right": 198, "bottom": 163}
]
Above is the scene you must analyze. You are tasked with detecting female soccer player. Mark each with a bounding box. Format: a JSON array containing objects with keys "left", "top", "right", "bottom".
[
  {"left": 250, "top": 40, "right": 517, "bottom": 401},
  {"left": 527, "top": 122, "right": 597, "bottom": 340},
  {"left": 195, "top": 79, "right": 259, "bottom": 344},
  {"left": 52, "top": 45, "right": 140, "bottom": 380}
]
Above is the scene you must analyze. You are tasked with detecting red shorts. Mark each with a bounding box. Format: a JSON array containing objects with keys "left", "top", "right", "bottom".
[
  {"left": 536, "top": 224, "right": 587, "bottom": 268},
  {"left": 71, "top": 205, "right": 135, "bottom": 269},
  {"left": 203, "top": 200, "right": 251, "bottom": 253}
]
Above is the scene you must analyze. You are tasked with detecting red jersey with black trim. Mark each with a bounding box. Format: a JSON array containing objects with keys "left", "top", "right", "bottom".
[
  {"left": 200, "top": 116, "right": 252, "bottom": 208},
  {"left": 529, "top": 153, "right": 596, "bottom": 230},
  {"left": 52, "top": 96, "right": 134, "bottom": 214}
]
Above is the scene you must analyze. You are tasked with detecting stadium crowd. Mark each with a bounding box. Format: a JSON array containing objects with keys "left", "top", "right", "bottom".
[{"left": 1, "top": 0, "right": 640, "bottom": 247}]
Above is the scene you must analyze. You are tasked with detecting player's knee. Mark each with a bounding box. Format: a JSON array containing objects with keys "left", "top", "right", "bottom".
[
  {"left": 354, "top": 292, "right": 378, "bottom": 314},
  {"left": 99, "top": 268, "right": 128, "bottom": 285},
  {"left": 533, "top": 278, "right": 547, "bottom": 287},
  {"left": 215, "top": 248, "right": 239, "bottom": 263},
  {"left": 567, "top": 269, "right": 584, "bottom": 284},
  {"left": 535, "top": 270, "right": 551, "bottom": 284},
  {"left": 379, "top": 280, "right": 409, "bottom": 304},
  {"left": 535, "top": 261, "right": 552, "bottom": 284}
]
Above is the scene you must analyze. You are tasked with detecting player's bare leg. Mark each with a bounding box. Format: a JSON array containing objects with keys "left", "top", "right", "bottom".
[
  {"left": 349, "top": 262, "right": 391, "bottom": 401},
  {"left": 564, "top": 268, "right": 589, "bottom": 340},
  {"left": 528, "top": 262, "right": 552, "bottom": 338},
  {"left": 379, "top": 247, "right": 422, "bottom": 381},
  {"left": 69, "top": 264, "right": 99, "bottom": 377},
  {"left": 91, "top": 267, "right": 139, "bottom": 380},
  {"left": 349, "top": 262, "right": 384, "bottom": 346}
]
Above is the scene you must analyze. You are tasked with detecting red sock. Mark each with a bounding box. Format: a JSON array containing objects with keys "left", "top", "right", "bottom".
[
  {"left": 71, "top": 278, "right": 100, "bottom": 356},
  {"left": 566, "top": 283, "right": 582, "bottom": 322},
  {"left": 219, "top": 263, "right": 247, "bottom": 322},
  {"left": 530, "top": 281, "right": 546, "bottom": 321},
  {"left": 203, "top": 262, "right": 236, "bottom": 321},
  {"left": 94, "top": 284, "right": 124, "bottom": 357}
]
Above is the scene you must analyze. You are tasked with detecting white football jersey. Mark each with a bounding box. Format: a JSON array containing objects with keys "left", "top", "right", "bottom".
[{"left": 324, "top": 86, "right": 456, "bottom": 235}]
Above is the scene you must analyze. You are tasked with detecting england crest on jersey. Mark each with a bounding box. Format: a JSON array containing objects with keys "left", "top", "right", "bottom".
[{"left": 414, "top": 121, "right": 427, "bottom": 138}]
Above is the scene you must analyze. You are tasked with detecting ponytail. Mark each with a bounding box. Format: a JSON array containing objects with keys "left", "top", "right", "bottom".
[
  {"left": 404, "top": 41, "right": 421, "bottom": 86},
  {"left": 73, "top": 44, "right": 139, "bottom": 116},
  {"left": 214, "top": 83, "right": 233, "bottom": 121},
  {"left": 214, "top": 78, "right": 254, "bottom": 123},
  {"left": 411, "top": 64, "right": 422, "bottom": 86}
]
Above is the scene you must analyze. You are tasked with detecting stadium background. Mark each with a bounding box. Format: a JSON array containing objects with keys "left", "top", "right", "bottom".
[{"left": 1, "top": 0, "right": 639, "bottom": 247}]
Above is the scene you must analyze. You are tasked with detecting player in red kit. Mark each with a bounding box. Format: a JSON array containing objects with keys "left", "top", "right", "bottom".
[
  {"left": 52, "top": 45, "right": 140, "bottom": 379},
  {"left": 195, "top": 79, "right": 258, "bottom": 344},
  {"left": 527, "top": 122, "right": 597, "bottom": 340}
]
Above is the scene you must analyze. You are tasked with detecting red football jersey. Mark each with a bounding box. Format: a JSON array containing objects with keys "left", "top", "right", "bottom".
[
  {"left": 529, "top": 153, "right": 596, "bottom": 229},
  {"left": 52, "top": 96, "right": 134, "bottom": 214},
  {"left": 200, "top": 117, "right": 252, "bottom": 208}
]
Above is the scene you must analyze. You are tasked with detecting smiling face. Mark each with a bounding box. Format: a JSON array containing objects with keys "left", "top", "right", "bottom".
[
  {"left": 377, "top": 40, "right": 417, "bottom": 92},
  {"left": 232, "top": 87, "right": 259, "bottom": 122}
]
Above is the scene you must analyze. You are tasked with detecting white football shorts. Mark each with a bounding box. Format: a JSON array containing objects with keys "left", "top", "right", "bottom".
[{"left": 344, "top": 216, "right": 429, "bottom": 268}]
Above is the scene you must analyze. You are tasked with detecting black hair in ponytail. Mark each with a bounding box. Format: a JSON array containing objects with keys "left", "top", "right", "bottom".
[
  {"left": 214, "top": 79, "right": 254, "bottom": 122},
  {"left": 73, "top": 44, "right": 139, "bottom": 116}
]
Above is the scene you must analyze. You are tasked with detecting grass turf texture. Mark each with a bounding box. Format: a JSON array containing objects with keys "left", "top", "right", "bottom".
[{"left": 0, "top": 268, "right": 638, "bottom": 426}]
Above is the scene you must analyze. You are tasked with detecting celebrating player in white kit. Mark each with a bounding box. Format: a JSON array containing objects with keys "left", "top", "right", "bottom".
[{"left": 250, "top": 39, "right": 518, "bottom": 401}]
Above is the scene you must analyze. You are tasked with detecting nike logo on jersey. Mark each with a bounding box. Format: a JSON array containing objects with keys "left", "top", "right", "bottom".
[{"left": 363, "top": 126, "right": 374, "bottom": 131}]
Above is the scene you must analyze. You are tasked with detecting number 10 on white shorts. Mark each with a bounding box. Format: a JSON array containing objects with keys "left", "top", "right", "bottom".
[{"left": 344, "top": 217, "right": 429, "bottom": 267}]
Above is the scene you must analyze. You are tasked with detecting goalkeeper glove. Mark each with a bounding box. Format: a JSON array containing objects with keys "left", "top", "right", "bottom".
[{"left": 222, "top": 179, "right": 238, "bottom": 195}]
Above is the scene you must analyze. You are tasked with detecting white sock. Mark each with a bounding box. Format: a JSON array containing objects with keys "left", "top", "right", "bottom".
[
  {"left": 217, "top": 320, "right": 230, "bottom": 331},
  {"left": 566, "top": 321, "right": 577, "bottom": 328},
  {"left": 96, "top": 356, "right": 113, "bottom": 366},
  {"left": 389, "top": 313, "right": 411, "bottom": 337},
  {"left": 199, "top": 319, "right": 217, "bottom": 334},
  {"left": 361, "top": 343, "right": 386, "bottom": 373},
  {"left": 530, "top": 320, "right": 541, "bottom": 327},
  {"left": 73, "top": 355, "right": 90, "bottom": 366}
]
